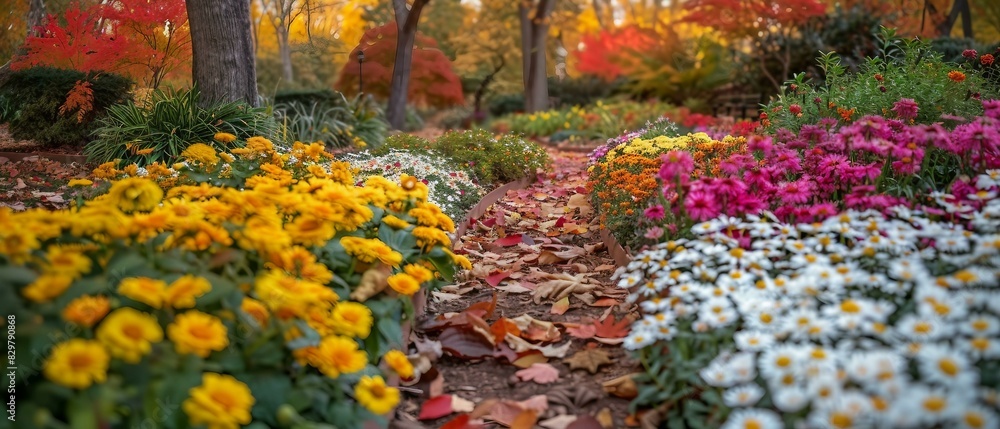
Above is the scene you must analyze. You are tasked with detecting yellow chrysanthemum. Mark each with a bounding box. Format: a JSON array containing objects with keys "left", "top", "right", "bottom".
[
  {"left": 387, "top": 273, "right": 420, "bottom": 296},
  {"left": 22, "top": 274, "right": 74, "bottom": 303},
  {"left": 68, "top": 178, "right": 93, "bottom": 187},
  {"left": 241, "top": 297, "right": 270, "bottom": 327},
  {"left": 181, "top": 143, "right": 220, "bottom": 166},
  {"left": 92, "top": 161, "right": 119, "bottom": 180},
  {"left": 182, "top": 373, "right": 254, "bottom": 429},
  {"left": 354, "top": 376, "right": 400, "bottom": 415},
  {"left": 266, "top": 246, "right": 334, "bottom": 284},
  {"left": 383, "top": 350, "right": 414, "bottom": 379},
  {"left": 328, "top": 160, "right": 355, "bottom": 185},
  {"left": 286, "top": 214, "right": 336, "bottom": 247},
  {"left": 254, "top": 270, "right": 338, "bottom": 320},
  {"left": 412, "top": 226, "right": 451, "bottom": 249},
  {"left": 340, "top": 237, "right": 403, "bottom": 267},
  {"left": 165, "top": 275, "right": 212, "bottom": 309},
  {"left": 96, "top": 307, "right": 164, "bottom": 363},
  {"left": 213, "top": 132, "right": 238, "bottom": 143},
  {"left": 330, "top": 302, "right": 373, "bottom": 339},
  {"left": 41, "top": 245, "right": 92, "bottom": 278},
  {"left": 118, "top": 277, "right": 167, "bottom": 308},
  {"left": 168, "top": 311, "right": 229, "bottom": 358},
  {"left": 42, "top": 339, "right": 109, "bottom": 389},
  {"left": 106, "top": 177, "right": 163, "bottom": 213},
  {"left": 62, "top": 295, "right": 111, "bottom": 327},
  {"left": 313, "top": 336, "right": 367, "bottom": 378},
  {"left": 403, "top": 264, "right": 433, "bottom": 284},
  {"left": 382, "top": 215, "right": 411, "bottom": 230},
  {"left": 0, "top": 228, "right": 39, "bottom": 262}
]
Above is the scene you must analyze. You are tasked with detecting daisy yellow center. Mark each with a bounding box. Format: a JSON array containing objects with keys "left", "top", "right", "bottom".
[
  {"left": 840, "top": 300, "right": 861, "bottom": 313},
  {"left": 954, "top": 270, "right": 977, "bottom": 283},
  {"left": 933, "top": 303, "right": 951, "bottom": 316},
  {"left": 938, "top": 359, "right": 959, "bottom": 376},
  {"left": 922, "top": 397, "right": 946, "bottom": 413},
  {"left": 965, "top": 411, "right": 985, "bottom": 428},
  {"left": 776, "top": 356, "right": 791, "bottom": 367},
  {"left": 830, "top": 412, "right": 853, "bottom": 428},
  {"left": 971, "top": 338, "right": 990, "bottom": 350},
  {"left": 872, "top": 397, "right": 888, "bottom": 411},
  {"left": 760, "top": 313, "right": 772, "bottom": 323},
  {"left": 913, "top": 322, "right": 932, "bottom": 334},
  {"left": 811, "top": 348, "right": 827, "bottom": 359},
  {"left": 781, "top": 374, "right": 795, "bottom": 385},
  {"left": 730, "top": 248, "right": 744, "bottom": 258},
  {"left": 972, "top": 320, "right": 989, "bottom": 331},
  {"left": 743, "top": 418, "right": 762, "bottom": 429}
]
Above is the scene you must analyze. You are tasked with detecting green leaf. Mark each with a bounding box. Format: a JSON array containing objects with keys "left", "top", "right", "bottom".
[
  {"left": 426, "top": 247, "right": 456, "bottom": 283},
  {"left": 377, "top": 317, "right": 404, "bottom": 350},
  {"left": 0, "top": 265, "right": 37, "bottom": 286},
  {"left": 244, "top": 373, "right": 293, "bottom": 426}
]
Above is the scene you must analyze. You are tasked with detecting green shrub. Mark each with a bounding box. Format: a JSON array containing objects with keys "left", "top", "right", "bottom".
[
  {"left": 273, "top": 88, "right": 343, "bottom": 108},
  {"left": 86, "top": 87, "right": 279, "bottom": 166},
  {"left": 273, "top": 91, "right": 388, "bottom": 149},
  {"left": 0, "top": 94, "right": 14, "bottom": 123},
  {"left": 0, "top": 67, "right": 132, "bottom": 146},
  {"left": 433, "top": 129, "right": 550, "bottom": 185},
  {"left": 764, "top": 28, "right": 998, "bottom": 132},
  {"left": 488, "top": 93, "right": 525, "bottom": 117}
]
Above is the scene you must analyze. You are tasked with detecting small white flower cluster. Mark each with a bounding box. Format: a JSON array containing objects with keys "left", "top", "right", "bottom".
[
  {"left": 616, "top": 171, "right": 1000, "bottom": 428},
  {"left": 341, "top": 150, "right": 485, "bottom": 221}
]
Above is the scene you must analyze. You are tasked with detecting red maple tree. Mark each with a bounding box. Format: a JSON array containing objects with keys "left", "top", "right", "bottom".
[
  {"left": 12, "top": 0, "right": 191, "bottom": 89},
  {"left": 682, "top": 0, "right": 827, "bottom": 36},
  {"left": 336, "top": 24, "right": 464, "bottom": 109},
  {"left": 575, "top": 25, "right": 659, "bottom": 82}
]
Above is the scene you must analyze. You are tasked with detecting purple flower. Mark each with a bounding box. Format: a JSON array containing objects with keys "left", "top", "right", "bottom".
[{"left": 644, "top": 204, "right": 666, "bottom": 220}]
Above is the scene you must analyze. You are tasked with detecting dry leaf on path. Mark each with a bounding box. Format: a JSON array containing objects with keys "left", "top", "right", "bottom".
[
  {"left": 539, "top": 415, "right": 579, "bottom": 429},
  {"left": 564, "top": 323, "right": 597, "bottom": 339},
  {"left": 419, "top": 394, "right": 455, "bottom": 420},
  {"left": 602, "top": 374, "right": 639, "bottom": 399},
  {"left": 505, "top": 335, "right": 572, "bottom": 358},
  {"left": 568, "top": 414, "right": 606, "bottom": 429},
  {"left": 515, "top": 363, "right": 560, "bottom": 384},
  {"left": 488, "top": 395, "right": 548, "bottom": 427},
  {"left": 593, "top": 314, "right": 632, "bottom": 339},
  {"left": 564, "top": 348, "right": 612, "bottom": 374},
  {"left": 511, "top": 411, "right": 539, "bottom": 429},
  {"left": 509, "top": 314, "right": 562, "bottom": 342},
  {"left": 550, "top": 296, "right": 570, "bottom": 315},
  {"left": 533, "top": 273, "right": 599, "bottom": 304},
  {"left": 566, "top": 193, "right": 592, "bottom": 218}
]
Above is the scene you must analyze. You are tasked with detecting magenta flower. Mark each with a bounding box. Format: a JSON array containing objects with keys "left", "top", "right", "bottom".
[
  {"left": 891, "top": 98, "right": 919, "bottom": 121},
  {"left": 963, "top": 49, "right": 978, "bottom": 59},
  {"left": 984, "top": 99, "right": 1000, "bottom": 120},
  {"left": 658, "top": 150, "right": 695, "bottom": 182},
  {"left": 644, "top": 204, "right": 666, "bottom": 221},
  {"left": 684, "top": 190, "right": 721, "bottom": 221},
  {"left": 778, "top": 179, "right": 813, "bottom": 205}
]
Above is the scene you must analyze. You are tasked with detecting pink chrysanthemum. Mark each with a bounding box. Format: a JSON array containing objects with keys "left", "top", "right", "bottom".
[{"left": 684, "top": 190, "right": 721, "bottom": 221}]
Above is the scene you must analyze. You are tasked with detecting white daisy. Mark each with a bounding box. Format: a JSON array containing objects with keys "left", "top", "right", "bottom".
[
  {"left": 720, "top": 408, "right": 783, "bottom": 429},
  {"left": 723, "top": 384, "right": 765, "bottom": 407}
]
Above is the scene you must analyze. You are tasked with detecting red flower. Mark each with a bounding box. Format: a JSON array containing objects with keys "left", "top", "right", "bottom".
[
  {"left": 982, "top": 54, "right": 995, "bottom": 66},
  {"left": 948, "top": 71, "right": 967, "bottom": 82},
  {"left": 789, "top": 104, "right": 802, "bottom": 115}
]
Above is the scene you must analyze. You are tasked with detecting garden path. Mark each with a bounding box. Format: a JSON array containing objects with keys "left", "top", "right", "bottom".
[{"left": 393, "top": 149, "right": 641, "bottom": 428}]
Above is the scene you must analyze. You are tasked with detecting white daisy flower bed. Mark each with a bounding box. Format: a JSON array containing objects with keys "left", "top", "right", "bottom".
[{"left": 616, "top": 170, "right": 1000, "bottom": 429}]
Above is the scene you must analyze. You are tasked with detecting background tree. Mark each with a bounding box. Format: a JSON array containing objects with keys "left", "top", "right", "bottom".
[
  {"left": 185, "top": 0, "right": 259, "bottom": 106},
  {"left": 385, "top": 0, "right": 430, "bottom": 130},
  {"left": 336, "top": 23, "right": 463, "bottom": 108},
  {"left": 520, "top": 0, "right": 556, "bottom": 113}
]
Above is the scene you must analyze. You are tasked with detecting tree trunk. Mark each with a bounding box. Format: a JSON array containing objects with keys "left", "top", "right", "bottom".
[
  {"left": 277, "top": 28, "right": 294, "bottom": 83},
  {"left": 474, "top": 57, "right": 505, "bottom": 115},
  {"left": 186, "top": 0, "right": 259, "bottom": 106},
  {"left": 519, "top": 2, "right": 533, "bottom": 111},
  {"left": 523, "top": 0, "right": 554, "bottom": 113},
  {"left": 938, "top": 0, "right": 973, "bottom": 38},
  {"left": 386, "top": 0, "right": 430, "bottom": 130}
]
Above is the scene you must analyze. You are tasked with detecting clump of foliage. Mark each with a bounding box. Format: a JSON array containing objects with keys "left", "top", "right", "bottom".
[
  {"left": 273, "top": 90, "right": 388, "bottom": 150},
  {"left": 3, "top": 137, "right": 466, "bottom": 428},
  {"left": 86, "top": 87, "right": 279, "bottom": 166},
  {"left": 764, "top": 28, "right": 998, "bottom": 132},
  {"left": 492, "top": 99, "right": 678, "bottom": 141},
  {"left": 335, "top": 24, "right": 464, "bottom": 109},
  {"left": 0, "top": 67, "right": 133, "bottom": 147},
  {"left": 374, "top": 130, "right": 551, "bottom": 186}
]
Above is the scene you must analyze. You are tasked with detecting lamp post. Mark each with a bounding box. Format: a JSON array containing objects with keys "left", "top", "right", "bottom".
[{"left": 357, "top": 50, "right": 365, "bottom": 95}]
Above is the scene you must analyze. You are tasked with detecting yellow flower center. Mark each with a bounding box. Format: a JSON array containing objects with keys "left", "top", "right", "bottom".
[
  {"left": 188, "top": 324, "right": 216, "bottom": 340},
  {"left": 972, "top": 319, "right": 989, "bottom": 331},
  {"left": 830, "top": 412, "right": 853, "bottom": 428},
  {"left": 840, "top": 300, "right": 861, "bottom": 313},
  {"left": 69, "top": 353, "right": 93, "bottom": 371},
  {"left": 965, "top": 411, "right": 985, "bottom": 428},
  {"left": 872, "top": 397, "right": 888, "bottom": 411},
  {"left": 922, "top": 397, "right": 946, "bottom": 413},
  {"left": 776, "top": 356, "right": 791, "bottom": 367},
  {"left": 938, "top": 359, "right": 959, "bottom": 376},
  {"left": 743, "top": 418, "right": 761, "bottom": 429},
  {"left": 913, "top": 322, "right": 932, "bottom": 334},
  {"left": 370, "top": 383, "right": 386, "bottom": 398},
  {"left": 123, "top": 324, "right": 144, "bottom": 340},
  {"left": 760, "top": 313, "right": 772, "bottom": 324},
  {"left": 971, "top": 338, "right": 990, "bottom": 350},
  {"left": 211, "top": 391, "right": 236, "bottom": 410},
  {"left": 954, "top": 270, "right": 977, "bottom": 283}
]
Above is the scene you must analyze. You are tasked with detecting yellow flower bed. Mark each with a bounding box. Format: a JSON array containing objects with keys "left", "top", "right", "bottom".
[{"left": 0, "top": 137, "right": 463, "bottom": 427}]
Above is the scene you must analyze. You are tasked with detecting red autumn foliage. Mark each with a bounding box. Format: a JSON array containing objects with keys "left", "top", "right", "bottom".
[
  {"left": 574, "top": 25, "right": 659, "bottom": 82},
  {"left": 336, "top": 24, "right": 464, "bottom": 108},
  {"left": 682, "top": 0, "right": 827, "bottom": 37},
  {"left": 12, "top": 0, "right": 191, "bottom": 88}
]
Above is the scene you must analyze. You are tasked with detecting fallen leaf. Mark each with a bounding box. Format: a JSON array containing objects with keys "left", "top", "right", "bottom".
[
  {"left": 452, "top": 395, "right": 476, "bottom": 413},
  {"left": 602, "top": 374, "right": 639, "bottom": 399},
  {"left": 439, "top": 327, "right": 495, "bottom": 359},
  {"left": 488, "top": 396, "right": 548, "bottom": 427},
  {"left": 486, "top": 270, "right": 513, "bottom": 287},
  {"left": 550, "top": 296, "right": 570, "bottom": 315},
  {"left": 505, "top": 335, "right": 572, "bottom": 358},
  {"left": 419, "top": 395, "right": 455, "bottom": 420},
  {"left": 511, "top": 410, "right": 539, "bottom": 429},
  {"left": 533, "top": 273, "right": 598, "bottom": 304},
  {"left": 566, "top": 193, "right": 592, "bottom": 218},
  {"left": 470, "top": 398, "right": 499, "bottom": 419},
  {"left": 441, "top": 414, "right": 486, "bottom": 429},
  {"left": 495, "top": 283, "right": 532, "bottom": 293},
  {"left": 593, "top": 314, "right": 631, "bottom": 339},
  {"left": 509, "top": 314, "right": 562, "bottom": 342},
  {"left": 13, "top": 178, "right": 26, "bottom": 189},
  {"left": 466, "top": 292, "right": 498, "bottom": 319},
  {"left": 564, "top": 349, "right": 612, "bottom": 374},
  {"left": 537, "top": 250, "right": 566, "bottom": 265},
  {"left": 489, "top": 318, "right": 521, "bottom": 345},
  {"left": 596, "top": 408, "right": 614, "bottom": 428},
  {"left": 515, "top": 363, "right": 560, "bottom": 384},
  {"left": 565, "top": 324, "right": 597, "bottom": 339},
  {"left": 511, "top": 352, "right": 548, "bottom": 368},
  {"left": 539, "top": 415, "right": 578, "bottom": 429},
  {"left": 567, "top": 415, "right": 605, "bottom": 429},
  {"left": 494, "top": 234, "right": 524, "bottom": 247}
]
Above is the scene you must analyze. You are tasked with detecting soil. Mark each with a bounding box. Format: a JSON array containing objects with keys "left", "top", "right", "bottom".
[{"left": 393, "top": 150, "right": 641, "bottom": 428}]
